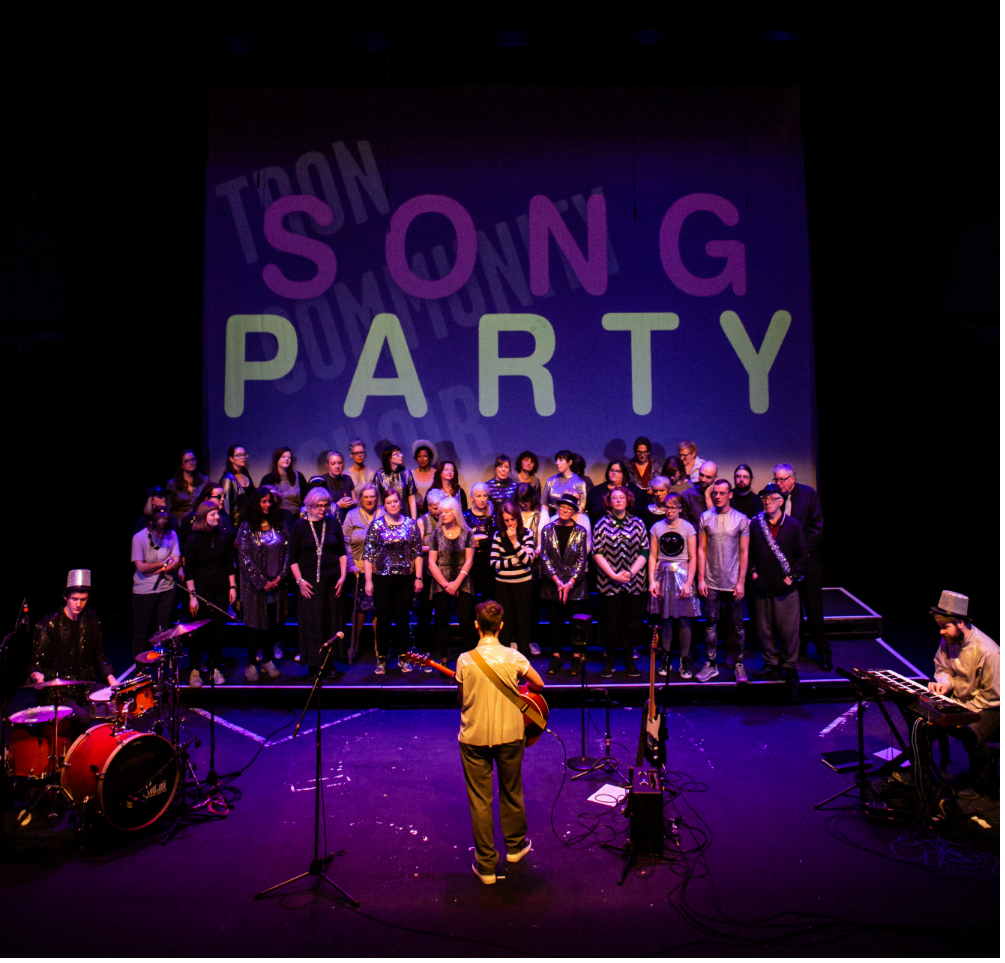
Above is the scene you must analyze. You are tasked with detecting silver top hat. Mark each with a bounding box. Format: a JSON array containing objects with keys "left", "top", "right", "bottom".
[
  {"left": 412, "top": 439, "right": 438, "bottom": 463},
  {"left": 932, "top": 590, "right": 968, "bottom": 617},
  {"left": 66, "top": 569, "right": 92, "bottom": 591}
]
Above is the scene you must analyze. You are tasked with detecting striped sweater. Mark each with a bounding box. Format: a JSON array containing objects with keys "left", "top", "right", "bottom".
[{"left": 489, "top": 529, "right": 536, "bottom": 583}]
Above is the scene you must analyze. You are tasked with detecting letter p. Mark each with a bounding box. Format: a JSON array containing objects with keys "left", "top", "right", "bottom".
[{"left": 225, "top": 314, "right": 299, "bottom": 417}]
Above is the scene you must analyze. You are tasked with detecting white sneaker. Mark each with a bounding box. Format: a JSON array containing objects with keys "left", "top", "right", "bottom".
[
  {"left": 262, "top": 660, "right": 281, "bottom": 679},
  {"left": 733, "top": 663, "right": 748, "bottom": 684},
  {"left": 189, "top": 669, "right": 203, "bottom": 688},
  {"left": 472, "top": 863, "right": 496, "bottom": 885},
  {"left": 375, "top": 661, "right": 386, "bottom": 675},
  {"left": 212, "top": 668, "right": 226, "bottom": 686},
  {"left": 695, "top": 662, "right": 719, "bottom": 683},
  {"left": 245, "top": 664, "right": 259, "bottom": 682},
  {"left": 401, "top": 661, "right": 412, "bottom": 673},
  {"left": 506, "top": 838, "right": 532, "bottom": 863},
  {"left": 530, "top": 642, "right": 541, "bottom": 655},
  {"left": 293, "top": 653, "right": 301, "bottom": 663},
  {"left": 273, "top": 645, "right": 283, "bottom": 660}
]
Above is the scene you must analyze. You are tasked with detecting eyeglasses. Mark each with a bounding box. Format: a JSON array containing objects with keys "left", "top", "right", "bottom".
[{"left": 772, "top": 476, "right": 792, "bottom": 483}]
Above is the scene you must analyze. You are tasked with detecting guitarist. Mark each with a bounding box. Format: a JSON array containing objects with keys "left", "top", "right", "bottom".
[{"left": 456, "top": 600, "right": 546, "bottom": 885}]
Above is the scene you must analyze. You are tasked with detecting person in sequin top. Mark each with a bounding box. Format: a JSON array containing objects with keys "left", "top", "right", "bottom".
[
  {"left": 219, "top": 444, "right": 255, "bottom": 526},
  {"left": 485, "top": 454, "right": 518, "bottom": 509},
  {"left": 236, "top": 487, "right": 289, "bottom": 682},
  {"left": 363, "top": 490, "right": 423, "bottom": 673},
  {"left": 373, "top": 444, "right": 418, "bottom": 519},
  {"left": 540, "top": 450, "right": 588, "bottom": 514},
  {"left": 464, "top": 483, "right": 497, "bottom": 603}
]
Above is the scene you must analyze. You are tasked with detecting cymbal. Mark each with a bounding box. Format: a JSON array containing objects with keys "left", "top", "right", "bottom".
[
  {"left": 23, "top": 677, "right": 90, "bottom": 689},
  {"left": 149, "top": 619, "right": 211, "bottom": 644},
  {"left": 135, "top": 650, "right": 162, "bottom": 664}
]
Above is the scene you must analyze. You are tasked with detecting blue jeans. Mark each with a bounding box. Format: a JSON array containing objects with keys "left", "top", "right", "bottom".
[{"left": 704, "top": 588, "right": 746, "bottom": 664}]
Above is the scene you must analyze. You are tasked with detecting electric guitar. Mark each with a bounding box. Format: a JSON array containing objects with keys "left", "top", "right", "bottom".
[
  {"left": 400, "top": 651, "right": 549, "bottom": 746},
  {"left": 636, "top": 627, "right": 667, "bottom": 767}
]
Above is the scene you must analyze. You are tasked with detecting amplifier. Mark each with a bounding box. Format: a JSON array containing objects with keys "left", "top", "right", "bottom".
[{"left": 628, "top": 768, "right": 665, "bottom": 856}]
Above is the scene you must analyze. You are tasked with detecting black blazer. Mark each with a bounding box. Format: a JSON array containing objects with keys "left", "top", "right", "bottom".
[{"left": 784, "top": 483, "right": 823, "bottom": 553}]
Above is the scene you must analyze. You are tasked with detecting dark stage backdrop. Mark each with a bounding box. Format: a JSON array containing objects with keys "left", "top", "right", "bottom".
[{"left": 203, "top": 87, "right": 816, "bottom": 486}]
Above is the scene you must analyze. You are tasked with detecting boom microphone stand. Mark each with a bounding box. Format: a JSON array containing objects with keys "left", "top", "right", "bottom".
[
  {"left": 255, "top": 633, "right": 358, "bottom": 907},
  {"left": 567, "top": 613, "right": 598, "bottom": 771}
]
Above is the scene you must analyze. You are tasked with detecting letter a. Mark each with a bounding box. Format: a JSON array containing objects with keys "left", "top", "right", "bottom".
[{"left": 344, "top": 314, "right": 428, "bottom": 417}]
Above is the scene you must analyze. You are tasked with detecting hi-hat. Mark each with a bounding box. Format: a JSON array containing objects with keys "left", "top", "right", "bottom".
[
  {"left": 149, "top": 620, "right": 211, "bottom": 644},
  {"left": 23, "top": 677, "right": 90, "bottom": 689}
]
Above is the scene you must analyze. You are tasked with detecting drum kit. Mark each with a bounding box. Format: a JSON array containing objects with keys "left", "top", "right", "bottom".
[{"left": 4, "top": 619, "right": 211, "bottom": 834}]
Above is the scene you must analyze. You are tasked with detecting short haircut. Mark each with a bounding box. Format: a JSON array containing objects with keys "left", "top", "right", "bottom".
[
  {"left": 649, "top": 475, "right": 671, "bottom": 492},
  {"left": 470, "top": 482, "right": 489, "bottom": 496},
  {"left": 475, "top": 599, "right": 504, "bottom": 634},
  {"left": 414, "top": 444, "right": 434, "bottom": 461},
  {"left": 735, "top": 463, "right": 753, "bottom": 478},
  {"left": 358, "top": 484, "right": 378, "bottom": 501},
  {"left": 191, "top": 500, "right": 220, "bottom": 532},
  {"left": 63, "top": 587, "right": 90, "bottom": 600},
  {"left": 381, "top": 445, "right": 401, "bottom": 473},
  {"left": 554, "top": 449, "right": 574, "bottom": 463},
  {"left": 516, "top": 482, "right": 538, "bottom": 509},
  {"left": 494, "top": 453, "right": 511, "bottom": 469},
  {"left": 425, "top": 488, "right": 445, "bottom": 506},
  {"left": 773, "top": 463, "right": 795, "bottom": 477},
  {"left": 712, "top": 479, "right": 732, "bottom": 492},
  {"left": 303, "top": 487, "right": 332, "bottom": 511},
  {"left": 516, "top": 450, "right": 539, "bottom": 474},
  {"left": 678, "top": 440, "right": 697, "bottom": 455},
  {"left": 327, "top": 450, "right": 344, "bottom": 465},
  {"left": 604, "top": 485, "right": 636, "bottom": 510},
  {"left": 349, "top": 438, "right": 366, "bottom": 452},
  {"left": 664, "top": 492, "right": 684, "bottom": 508}
]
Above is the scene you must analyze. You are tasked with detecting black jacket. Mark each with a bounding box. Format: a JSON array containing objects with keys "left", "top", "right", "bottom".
[
  {"left": 748, "top": 514, "right": 806, "bottom": 597},
  {"left": 784, "top": 482, "right": 823, "bottom": 554},
  {"left": 31, "top": 608, "right": 113, "bottom": 695}
]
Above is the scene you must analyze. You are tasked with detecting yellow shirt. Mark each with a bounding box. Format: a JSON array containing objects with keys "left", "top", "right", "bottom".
[{"left": 456, "top": 637, "right": 531, "bottom": 746}]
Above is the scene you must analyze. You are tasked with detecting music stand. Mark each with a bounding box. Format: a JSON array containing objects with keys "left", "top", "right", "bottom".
[{"left": 255, "top": 635, "right": 358, "bottom": 907}]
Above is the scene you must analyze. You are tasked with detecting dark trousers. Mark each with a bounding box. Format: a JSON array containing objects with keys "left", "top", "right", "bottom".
[
  {"left": 372, "top": 574, "right": 414, "bottom": 660},
  {"left": 798, "top": 550, "right": 830, "bottom": 655},
  {"left": 459, "top": 739, "right": 527, "bottom": 876},
  {"left": 597, "top": 591, "right": 645, "bottom": 654},
  {"left": 471, "top": 553, "right": 494, "bottom": 603},
  {"left": 752, "top": 591, "right": 801, "bottom": 669},
  {"left": 433, "top": 590, "right": 477, "bottom": 656},
  {"left": 495, "top": 580, "right": 533, "bottom": 657},
  {"left": 546, "top": 598, "right": 587, "bottom": 656},
  {"left": 188, "top": 583, "right": 228, "bottom": 672},
  {"left": 132, "top": 589, "right": 176, "bottom": 656},
  {"left": 939, "top": 707, "right": 1000, "bottom": 791},
  {"left": 248, "top": 602, "right": 280, "bottom": 663},
  {"left": 415, "top": 572, "right": 435, "bottom": 647},
  {"left": 659, "top": 617, "right": 693, "bottom": 661},
  {"left": 704, "top": 588, "right": 746, "bottom": 664}
]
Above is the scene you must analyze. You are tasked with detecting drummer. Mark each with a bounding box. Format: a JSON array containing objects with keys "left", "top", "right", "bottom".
[{"left": 29, "top": 569, "right": 116, "bottom": 734}]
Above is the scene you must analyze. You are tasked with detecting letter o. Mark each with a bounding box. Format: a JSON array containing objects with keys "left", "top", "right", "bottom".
[{"left": 385, "top": 195, "right": 477, "bottom": 299}]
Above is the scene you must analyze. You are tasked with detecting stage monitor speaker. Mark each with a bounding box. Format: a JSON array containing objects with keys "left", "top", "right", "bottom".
[{"left": 628, "top": 768, "right": 665, "bottom": 856}]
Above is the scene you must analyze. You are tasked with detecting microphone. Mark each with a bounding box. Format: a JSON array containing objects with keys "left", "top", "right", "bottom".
[{"left": 320, "top": 631, "right": 345, "bottom": 651}]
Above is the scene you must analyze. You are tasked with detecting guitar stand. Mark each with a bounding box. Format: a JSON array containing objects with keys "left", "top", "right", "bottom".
[
  {"left": 255, "top": 640, "right": 358, "bottom": 907},
  {"left": 572, "top": 688, "right": 628, "bottom": 784}
]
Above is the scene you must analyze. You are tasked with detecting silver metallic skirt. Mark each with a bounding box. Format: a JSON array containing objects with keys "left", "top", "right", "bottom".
[{"left": 647, "top": 561, "right": 702, "bottom": 620}]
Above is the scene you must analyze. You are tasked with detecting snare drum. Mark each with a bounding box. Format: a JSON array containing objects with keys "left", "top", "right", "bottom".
[
  {"left": 61, "top": 723, "right": 179, "bottom": 830},
  {"left": 7, "top": 706, "right": 73, "bottom": 778},
  {"left": 112, "top": 674, "right": 155, "bottom": 720},
  {"left": 88, "top": 686, "right": 114, "bottom": 720}
]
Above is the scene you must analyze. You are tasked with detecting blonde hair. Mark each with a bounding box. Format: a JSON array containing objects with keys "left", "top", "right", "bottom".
[{"left": 437, "top": 496, "right": 469, "bottom": 530}]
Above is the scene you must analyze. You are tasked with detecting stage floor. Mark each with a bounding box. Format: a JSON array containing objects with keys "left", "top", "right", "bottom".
[{"left": 2, "top": 697, "right": 998, "bottom": 958}]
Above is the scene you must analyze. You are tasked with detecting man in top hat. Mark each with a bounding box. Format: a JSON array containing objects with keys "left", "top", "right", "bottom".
[
  {"left": 30, "top": 570, "right": 117, "bottom": 732},
  {"left": 928, "top": 590, "right": 999, "bottom": 797}
]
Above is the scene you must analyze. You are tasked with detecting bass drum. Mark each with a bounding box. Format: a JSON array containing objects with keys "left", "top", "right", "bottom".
[{"left": 61, "top": 724, "right": 179, "bottom": 830}]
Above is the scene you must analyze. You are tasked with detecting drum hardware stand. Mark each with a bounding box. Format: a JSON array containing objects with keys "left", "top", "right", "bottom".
[
  {"left": 571, "top": 688, "right": 628, "bottom": 784},
  {"left": 348, "top": 571, "right": 361, "bottom": 663},
  {"left": 568, "top": 614, "right": 598, "bottom": 771},
  {"left": 1, "top": 602, "right": 31, "bottom": 852},
  {"left": 13, "top": 686, "right": 74, "bottom": 829},
  {"left": 255, "top": 633, "right": 358, "bottom": 907}
]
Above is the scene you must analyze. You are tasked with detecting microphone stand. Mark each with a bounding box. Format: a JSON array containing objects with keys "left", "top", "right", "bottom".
[{"left": 255, "top": 633, "right": 358, "bottom": 907}]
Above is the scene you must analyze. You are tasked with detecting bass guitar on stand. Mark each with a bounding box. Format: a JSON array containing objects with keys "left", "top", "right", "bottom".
[{"left": 636, "top": 627, "right": 668, "bottom": 768}]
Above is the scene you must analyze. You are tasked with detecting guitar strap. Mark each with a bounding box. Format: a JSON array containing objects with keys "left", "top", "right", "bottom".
[{"left": 469, "top": 648, "right": 547, "bottom": 730}]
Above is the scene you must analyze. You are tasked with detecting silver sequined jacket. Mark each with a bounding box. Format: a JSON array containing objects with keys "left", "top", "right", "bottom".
[{"left": 539, "top": 521, "right": 589, "bottom": 601}]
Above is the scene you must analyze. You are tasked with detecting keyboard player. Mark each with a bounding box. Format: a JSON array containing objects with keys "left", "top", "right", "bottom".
[{"left": 928, "top": 590, "right": 1000, "bottom": 797}]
